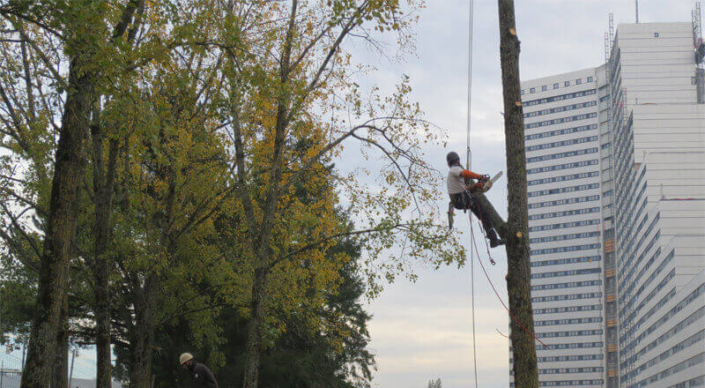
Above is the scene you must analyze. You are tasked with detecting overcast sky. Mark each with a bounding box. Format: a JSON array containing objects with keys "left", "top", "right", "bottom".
[
  {"left": 362, "top": 1, "right": 698, "bottom": 388},
  {"left": 0, "top": 1, "right": 698, "bottom": 386}
]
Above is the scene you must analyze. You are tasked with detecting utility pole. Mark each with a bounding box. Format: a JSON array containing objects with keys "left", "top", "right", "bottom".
[
  {"left": 21, "top": 340, "right": 26, "bottom": 371},
  {"left": 496, "top": 1, "right": 539, "bottom": 387},
  {"left": 68, "top": 348, "right": 76, "bottom": 388}
]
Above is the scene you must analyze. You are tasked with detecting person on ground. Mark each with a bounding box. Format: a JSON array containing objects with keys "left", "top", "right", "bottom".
[
  {"left": 446, "top": 151, "right": 506, "bottom": 248},
  {"left": 180, "top": 353, "right": 218, "bottom": 388}
]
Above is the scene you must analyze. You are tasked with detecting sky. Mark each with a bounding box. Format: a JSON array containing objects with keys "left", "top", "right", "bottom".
[
  {"left": 0, "top": 1, "right": 699, "bottom": 386},
  {"left": 360, "top": 1, "right": 698, "bottom": 388}
]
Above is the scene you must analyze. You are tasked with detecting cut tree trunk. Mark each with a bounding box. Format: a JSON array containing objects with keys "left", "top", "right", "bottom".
[{"left": 496, "top": 0, "right": 539, "bottom": 387}]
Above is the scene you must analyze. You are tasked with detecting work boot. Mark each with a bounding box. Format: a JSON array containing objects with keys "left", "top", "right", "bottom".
[
  {"left": 486, "top": 229, "right": 505, "bottom": 248},
  {"left": 490, "top": 238, "right": 506, "bottom": 248}
]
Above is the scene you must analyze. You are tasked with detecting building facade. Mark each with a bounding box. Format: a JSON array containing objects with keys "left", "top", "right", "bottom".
[
  {"left": 512, "top": 19, "right": 705, "bottom": 388},
  {"left": 608, "top": 22, "right": 705, "bottom": 388},
  {"left": 514, "top": 68, "right": 607, "bottom": 388}
]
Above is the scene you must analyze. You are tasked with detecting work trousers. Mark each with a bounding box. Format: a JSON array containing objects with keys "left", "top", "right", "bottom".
[{"left": 450, "top": 191, "right": 499, "bottom": 241}]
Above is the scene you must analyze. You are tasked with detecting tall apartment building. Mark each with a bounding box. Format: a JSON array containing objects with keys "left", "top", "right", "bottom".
[
  {"left": 608, "top": 22, "right": 705, "bottom": 388},
  {"left": 512, "top": 69, "right": 607, "bottom": 388},
  {"left": 511, "top": 18, "right": 705, "bottom": 388}
]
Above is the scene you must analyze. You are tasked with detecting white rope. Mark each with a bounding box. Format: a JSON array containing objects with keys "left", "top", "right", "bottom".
[
  {"left": 467, "top": 1, "right": 479, "bottom": 387},
  {"left": 466, "top": 0, "right": 474, "bottom": 171}
]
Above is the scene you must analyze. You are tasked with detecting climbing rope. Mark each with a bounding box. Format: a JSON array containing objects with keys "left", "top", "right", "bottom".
[
  {"left": 466, "top": 0, "right": 479, "bottom": 387},
  {"left": 469, "top": 214, "right": 549, "bottom": 349}
]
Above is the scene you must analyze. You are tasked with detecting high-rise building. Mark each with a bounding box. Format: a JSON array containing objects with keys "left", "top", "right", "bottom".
[
  {"left": 511, "top": 17, "right": 705, "bottom": 388},
  {"left": 514, "top": 69, "right": 607, "bottom": 388},
  {"left": 608, "top": 22, "right": 705, "bottom": 388}
]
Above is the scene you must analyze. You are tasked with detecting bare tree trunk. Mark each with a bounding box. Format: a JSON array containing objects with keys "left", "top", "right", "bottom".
[
  {"left": 496, "top": 1, "right": 539, "bottom": 387},
  {"left": 21, "top": 58, "right": 95, "bottom": 388}
]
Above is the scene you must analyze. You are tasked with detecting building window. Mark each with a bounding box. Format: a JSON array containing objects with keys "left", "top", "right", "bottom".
[
  {"left": 576, "top": 78, "right": 582, "bottom": 85},
  {"left": 521, "top": 89, "right": 525, "bottom": 95},
  {"left": 542, "top": 85, "right": 548, "bottom": 91},
  {"left": 565, "top": 81, "right": 571, "bottom": 87},
  {"left": 553, "top": 83, "right": 559, "bottom": 89},
  {"left": 587, "top": 76, "right": 594, "bottom": 82},
  {"left": 530, "top": 87, "right": 536, "bottom": 93},
  {"left": 654, "top": 32, "right": 660, "bottom": 38}
]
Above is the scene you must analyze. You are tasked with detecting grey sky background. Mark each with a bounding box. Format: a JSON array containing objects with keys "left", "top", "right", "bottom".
[{"left": 361, "top": 1, "right": 697, "bottom": 388}]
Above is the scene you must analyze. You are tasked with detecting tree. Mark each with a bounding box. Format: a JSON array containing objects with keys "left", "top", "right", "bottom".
[
  {"left": 0, "top": 2, "right": 148, "bottom": 387},
  {"left": 213, "top": 1, "right": 463, "bottom": 387},
  {"left": 496, "top": 0, "right": 539, "bottom": 387},
  {"left": 427, "top": 378, "right": 442, "bottom": 388},
  {"left": 147, "top": 217, "right": 376, "bottom": 388}
]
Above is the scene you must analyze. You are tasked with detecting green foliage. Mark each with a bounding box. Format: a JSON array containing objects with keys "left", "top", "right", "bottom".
[
  {"left": 146, "top": 227, "right": 375, "bottom": 388},
  {"left": 0, "top": 1, "right": 465, "bottom": 387},
  {"left": 0, "top": 251, "right": 36, "bottom": 342}
]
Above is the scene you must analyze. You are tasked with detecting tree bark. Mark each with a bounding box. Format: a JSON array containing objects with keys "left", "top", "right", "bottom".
[
  {"left": 21, "top": 57, "right": 95, "bottom": 388},
  {"left": 129, "top": 278, "right": 157, "bottom": 388},
  {"left": 496, "top": 1, "right": 539, "bottom": 387},
  {"left": 51, "top": 307, "right": 69, "bottom": 388},
  {"left": 241, "top": 267, "right": 267, "bottom": 388},
  {"left": 92, "top": 114, "right": 118, "bottom": 388}
]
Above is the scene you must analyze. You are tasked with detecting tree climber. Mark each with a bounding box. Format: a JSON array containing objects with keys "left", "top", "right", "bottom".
[{"left": 446, "top": 151, "right": 506, "bottom": 248}]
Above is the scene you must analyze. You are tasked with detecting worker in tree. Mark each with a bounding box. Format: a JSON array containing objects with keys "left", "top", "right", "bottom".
[
  {"left": 446, "top": 151, "right": 505, "bottom": 248},
  {"left": 180, "top": 353, "right": 219, "bottom": 388}
]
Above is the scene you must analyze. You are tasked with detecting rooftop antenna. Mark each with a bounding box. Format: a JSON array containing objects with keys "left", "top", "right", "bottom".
[
  {"left": 609, "top": 13, "right": 615, "bottom": 49},
  {"left": 636, "top": 0, "right": 639, "bottom": 23}
]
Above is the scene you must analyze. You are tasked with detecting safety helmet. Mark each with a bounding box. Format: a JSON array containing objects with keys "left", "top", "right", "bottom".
[
  {"left": 446, "top": 151, "right": 460, "bottom": 167},
  {"left": 180, "top": 353, "right": 194, "bottom": 365}
]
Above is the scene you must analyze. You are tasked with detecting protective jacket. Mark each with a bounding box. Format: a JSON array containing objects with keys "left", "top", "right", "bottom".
[{"left": 189, "top": 362, "right": 218, "bottom": 388}]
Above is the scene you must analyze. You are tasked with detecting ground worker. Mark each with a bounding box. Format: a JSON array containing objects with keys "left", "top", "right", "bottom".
[
  {"left": 180, "top": 353, "right": 219, "bottom": 388},
  {"left": 446, "top": 151, "right": 505, "bottom": 248}
]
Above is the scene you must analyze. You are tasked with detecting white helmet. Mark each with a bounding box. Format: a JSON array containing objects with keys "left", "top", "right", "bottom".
[{"left": 179, "top": 353, "right": 194, "bottom": 365}]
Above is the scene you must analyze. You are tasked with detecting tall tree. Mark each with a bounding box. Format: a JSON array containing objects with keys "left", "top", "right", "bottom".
[
  {"left": 216, "top": 2, "right": 463, "bottom": 387},
  {"left": 496, "top": 0, "right": 539, "bottom": 387},
  {"left": 9, "top": 2, "right": 144, "bottom": 386}
]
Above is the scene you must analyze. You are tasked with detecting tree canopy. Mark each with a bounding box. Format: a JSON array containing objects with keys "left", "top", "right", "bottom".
[{"left": 0, "top": 1, "right": 465, "bottom": 387}]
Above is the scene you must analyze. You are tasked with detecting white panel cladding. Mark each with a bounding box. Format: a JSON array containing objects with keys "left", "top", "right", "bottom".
[
  {"left": 512, "top": 67, "right": 606, "bottom": 388},
  {"left": 512, "top": 20, "right": 705, "bottom": 388},
  {"left": 610, "top": 22, "right": 705, "bottom": 388}
]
